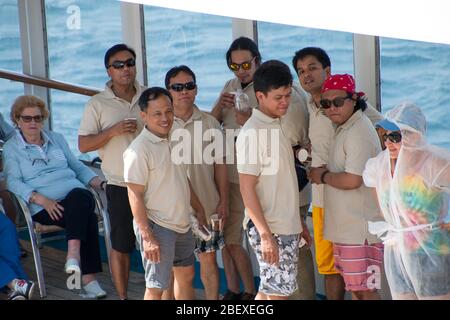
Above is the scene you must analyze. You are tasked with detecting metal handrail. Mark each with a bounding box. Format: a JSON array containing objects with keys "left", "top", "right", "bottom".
[{"left": 0, "top": 69, "right": 101, "bottom": 97}]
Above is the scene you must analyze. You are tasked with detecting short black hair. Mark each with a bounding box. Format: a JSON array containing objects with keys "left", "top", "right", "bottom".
[
  {"left": 164, "top": 65, "right": 196, "bottom": 89},
  {"left": 138, "top": 87, "right": 173, "bottom": 112},
  {"left": 292, "top": 47, "right": 331, "bottom": 72},
  {"left": 253, "top": 60, "right": 292, "bottom": 95},
  {"left": 104, "top": 43, "right": 136, "bottom": 69},
  {"left": 226, "top": 37, "right": 261, "bottom": 67}
]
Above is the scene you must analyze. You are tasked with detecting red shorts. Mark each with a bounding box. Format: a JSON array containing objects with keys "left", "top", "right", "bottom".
[{"left": 333, "top": 241, "right": 384, "bottom": 291}]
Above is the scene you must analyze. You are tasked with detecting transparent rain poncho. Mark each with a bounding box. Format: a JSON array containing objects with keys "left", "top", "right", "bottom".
[{"left": 363, "top": 102, "right": 450, "bottom": 299}]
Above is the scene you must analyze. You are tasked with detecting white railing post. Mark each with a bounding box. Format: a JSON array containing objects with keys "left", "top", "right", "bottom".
[
  {"left": 120, "top": 2, "right": 147, "bottom": 86},
  {"left": 232, "top": 18, "right": 257, "bottom": 43},
  {"left": 353, "top": 34, "right": 381, "bottom": 111},
  {"left": 17, "top": 0, "right": 51, "bottom": 129}
]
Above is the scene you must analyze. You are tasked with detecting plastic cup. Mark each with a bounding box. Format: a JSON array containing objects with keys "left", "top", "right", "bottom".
[{"left": 210, "top": 213, "right": 222, "bottom": 232}]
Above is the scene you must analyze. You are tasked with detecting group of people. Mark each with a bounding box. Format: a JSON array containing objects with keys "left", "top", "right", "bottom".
[{"left": 0, "top": 37, "right": 448, "bottom": 301}]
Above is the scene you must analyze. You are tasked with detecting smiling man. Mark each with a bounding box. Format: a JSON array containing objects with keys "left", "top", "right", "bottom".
[{"left": 123, "top": 87, "right": 207, "bottom": 300}]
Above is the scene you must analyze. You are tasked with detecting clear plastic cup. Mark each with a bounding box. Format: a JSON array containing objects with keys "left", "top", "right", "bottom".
[{"left": 210, "top": 213, "right": 222, "bottom": 232}]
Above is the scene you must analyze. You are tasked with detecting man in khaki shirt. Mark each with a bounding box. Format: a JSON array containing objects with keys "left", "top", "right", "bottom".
[
  {"left": 165, "top": 66, "right": 228, "bottom": 300},
  {"left": 124, "top": 87, "right": 207, "bottom": 300},
  {"left": 78, "top": 44, "right": 145, "bottom": 300},
  {"left": 293, "top": 47, "right": 383, "bottom": 300},
  {"left": 212, "top": 37, "right": 314, "bottom": 300},
  {"left": 237, "top": 60, "right": 306, "bottom": 300},
  {"left": 309, "top": 74, "right": 383, "bottom": 300}
]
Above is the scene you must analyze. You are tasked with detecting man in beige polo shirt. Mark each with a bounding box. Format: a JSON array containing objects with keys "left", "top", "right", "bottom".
[
  {"left": 309, "top": 74, "right": 383, "bottom": 300},
  {"left": 165, "top": 65, "right": 228, "bottom": 300},
  {"left": 293, "top": 47, "right": 383, "bottom": 300},
  {"left": 78, "top": 44, "right": 145, "bottom": 300},
  {"left": 237, "top": 60, "right": 305, "bottom": 300},
  {"left": 124, "top": 87, "right": 207, "bottom": 300},
  {"left": 212, "top": 37, "right": 315, "bottom": 300}
]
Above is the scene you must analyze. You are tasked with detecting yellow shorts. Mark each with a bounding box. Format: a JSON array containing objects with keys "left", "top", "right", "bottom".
[{"left": 312, "top": 206, "right": 339, "bottom": 275}]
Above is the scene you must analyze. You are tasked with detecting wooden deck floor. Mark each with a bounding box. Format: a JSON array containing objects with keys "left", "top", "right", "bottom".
[{"left": 0, "top": 240, "right": 205, "bottom": 300}]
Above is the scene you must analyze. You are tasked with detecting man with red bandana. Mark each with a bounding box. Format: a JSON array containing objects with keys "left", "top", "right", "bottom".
[{"left": 309, "top": 74, "right": 384, "bottom": 300}]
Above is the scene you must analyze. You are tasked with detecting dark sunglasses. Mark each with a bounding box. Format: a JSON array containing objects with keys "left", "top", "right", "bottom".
[
  {"left": 383, "top": 132, "right": 402, "bottom": 143},
  {"left": 320, "top": 93, "right": 352, "bottom": 109},
  {"left": 169, "top": 81, "right": 196, "bottom": 92},
  {"left": 108, "top": 58, "right": 136, "bottom": 69},
  {"left": 20, "top": 115, "right": 45, "bottom": 123},
  {"left": 229, "top": 57, "right": 256, "bottom": 72}
]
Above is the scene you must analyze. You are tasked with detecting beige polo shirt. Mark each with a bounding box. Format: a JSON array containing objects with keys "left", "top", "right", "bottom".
[
  {"left": 123, "top": 127, "right": 192, "bottom": 233},
  {"left": 307, "top": 96, "right": 383, "bottom": 207},
  {"left": 215, "top": 79, "right": 311, "bottom": 206},
  {"left": 171, "top": 106, "right": 226, "bottom": 218},
  {"left": 79, "top": 80, "right": 145, "bottom": 187},
  {"left": 323, "top": 110, "right": 381, "bottom": 244},
  {"left": 236, "top": 108, "right": 301, "bottom": 235}
]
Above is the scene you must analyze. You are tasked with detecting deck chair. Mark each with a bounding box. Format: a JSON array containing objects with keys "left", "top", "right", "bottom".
[{"left": 10, "top": 186, "right": 112, "bottom": 298}]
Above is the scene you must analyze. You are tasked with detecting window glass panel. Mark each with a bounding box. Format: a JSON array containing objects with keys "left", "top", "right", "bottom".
[
  {"left": 258, "top": 22, "right": 354, "bottom": 78},
  {"left": 0, "top": 0, "right": 23, "bottom": 127},
  {"left": 380, "top": 38, "right": 450, "bottom": 149},
  {"left": 50, "top": 90, "right": 90, "bottom": 155},
  {"left": 0, "top": 0, "right": 21, "bottom": 72},
  {"left": 0, "top": 79, "right": 23, "bottom": 129},
  {"left": 144, "top": 6, "right": 232, "bottom": 110},
  {"left": 45, "top": 0, "right": 122, "bottom": 155}
]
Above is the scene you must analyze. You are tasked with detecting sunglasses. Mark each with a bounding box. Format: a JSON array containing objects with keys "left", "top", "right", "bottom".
[
  {"left": 20, "top": 115, "right": 45, "bottom": 123},
  {"left": 108, "top": 58, "right": 136, "bottom": 69},
  {"left": 383, "top": 132, "right": 402, "bottom": 143},
  {"left": 229, "top": 57, "right": 256, "bottom": 72},
  {"left": 169, "top": 81, "right": 197, "bottom": 92},
  {"left": 320, "top": 93, "right": 352, "bottom": 109}
]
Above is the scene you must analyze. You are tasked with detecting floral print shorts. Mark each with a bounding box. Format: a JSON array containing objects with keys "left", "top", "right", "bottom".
[{"left": 247, "top": 221, "right": 299, "bottom": 296}]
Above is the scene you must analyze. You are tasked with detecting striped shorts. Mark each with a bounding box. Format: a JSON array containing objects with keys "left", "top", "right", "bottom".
[{"left": 333, "top": 241, "right": 384, "bottom": 292}]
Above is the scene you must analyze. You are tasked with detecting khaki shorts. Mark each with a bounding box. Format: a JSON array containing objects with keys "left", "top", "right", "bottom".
[{"left": 223, "top": 183, "right": 245, "bottom": 245}]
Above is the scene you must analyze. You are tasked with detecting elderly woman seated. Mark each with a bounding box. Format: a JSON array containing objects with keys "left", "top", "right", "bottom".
[{"left": 3, "top": 95, "right": 107, "bottom": 299}]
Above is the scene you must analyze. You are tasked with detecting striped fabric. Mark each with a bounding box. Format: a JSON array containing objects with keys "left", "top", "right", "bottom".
[{"left": 333, "top": 241, "right": 384, "bottom": 291}]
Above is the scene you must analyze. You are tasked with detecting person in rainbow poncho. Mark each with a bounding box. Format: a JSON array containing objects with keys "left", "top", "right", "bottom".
[{"left": 363, "top": 102, "right": 449, "bottom": 299}]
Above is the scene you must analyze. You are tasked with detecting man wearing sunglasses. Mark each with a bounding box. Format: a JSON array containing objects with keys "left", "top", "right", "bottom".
[
  {"left": 292, "top": 47, "right": 384, "bottom": 300},
  {"left": 308, "top": 74, "right": 384, "bottom": 300},
  {"left": 78, "top": 43, "right": 146, "bottom": 300},
  {"left": 165, "top": 65, "right": 228, "bottom": 300}
]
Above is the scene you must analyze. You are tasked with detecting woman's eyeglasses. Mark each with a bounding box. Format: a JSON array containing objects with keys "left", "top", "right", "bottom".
[
  {"left": 383, "top": 132, "right": 402, "bottom": 143},
  {"left": 108, "top": 58, "right": 136, "bottom": 69},
  {"left": 20, "top": 115, "right": 45, "bottom": 123},
  {"left": 320, "top": 94, "right": 352, "bottom": 109},
  {"left": 169, "top": 81, "right": 197, "bottom": 92},
  {"left": 229, "top": 57, "right": 256, "bottom": 72}
]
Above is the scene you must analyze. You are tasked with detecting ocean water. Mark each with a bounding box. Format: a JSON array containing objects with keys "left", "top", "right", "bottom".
[{"left": 1, "top": 0, "right": 449, "bottom": 155}]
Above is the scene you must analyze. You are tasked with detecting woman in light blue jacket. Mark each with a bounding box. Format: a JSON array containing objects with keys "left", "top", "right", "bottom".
[{"left": 3, "top": 95, "right": 107, "bottom": 299}]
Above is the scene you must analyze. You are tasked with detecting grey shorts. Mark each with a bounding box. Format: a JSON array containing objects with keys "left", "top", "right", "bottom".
[
  {"left": 134, "top": 220, "right": 195, "bottom": 290},
  {"left": 247, "top": 220, "right": 299, "bottom": 296},
  {"left": 386, "top": 248, "right": 450, "bottom": 298}
]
